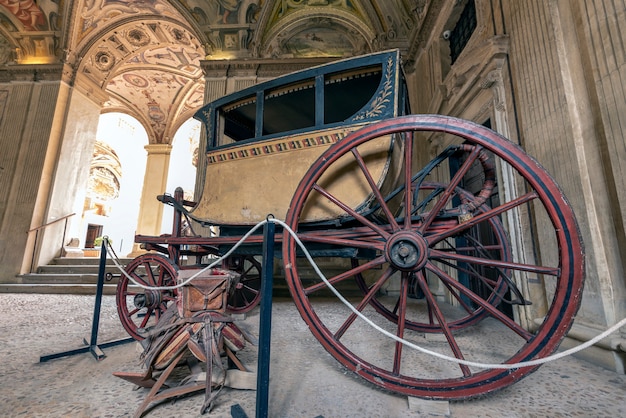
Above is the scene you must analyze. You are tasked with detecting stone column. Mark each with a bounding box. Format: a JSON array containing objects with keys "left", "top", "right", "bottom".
[{"left": 129, "top": 143, "right": 172, "bottom": 257}]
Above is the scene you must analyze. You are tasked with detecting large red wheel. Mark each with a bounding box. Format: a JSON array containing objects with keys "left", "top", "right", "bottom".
[
  {"left": 353, "top": 181, "right": 513, "bottom": 333},
  {"left": 224, "top": 255, "right": 262, "bottom": 313},
  {"left": 282, "top": 115, "right": 584, "bottom": 399},
  {"left": 116, "top": 254, "right": 178, "bottom": 340}
]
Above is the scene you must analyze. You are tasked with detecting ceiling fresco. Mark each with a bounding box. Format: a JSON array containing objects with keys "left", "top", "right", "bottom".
[{"left": 0, "top": 0, "right": 430, "bottom": 144}]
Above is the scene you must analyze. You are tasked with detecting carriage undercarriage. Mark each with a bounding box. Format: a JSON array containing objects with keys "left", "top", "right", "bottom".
[{"left": 115, "top": 114, "right": 584, "bottom": 401}]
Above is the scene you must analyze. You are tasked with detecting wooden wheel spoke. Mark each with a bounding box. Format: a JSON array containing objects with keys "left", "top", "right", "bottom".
[
  {"left": 430, "top": 248, "right": 559, "bottom": 276},
  {"left": 414, "top": 271, "right": 471, "bottom": 376},
  {"left": 127, "top": 306, "right": 141, "bottom": 317},
  {"left": 142, "top": 262, "right": 157, "bottom": 285},
  {"left": 427, "top": 191, "right": 539, "bottom": 245},
  {"left": 334, "top": 265, "right": 395, "bottom": 339},
  {"left": 296, "top": 230, "right": 385, "bottom": 252},
  {"left": 420, "top": 146, "right": 482, "bottom": 232},
  {"left": 130, "top": 273, "right": 150, "bottom": 288},
  {"left": 427, "top": 262, "right": 533, "bottom": 340},
  {"left": 393, "top": 271, "right": 409, "bottom": 374},
  {"left": 351, "top": 147, "right": 400, "bottom": 231},
  {"left": 439, "top": 278, "right": 477, "bottom": 314},
  {"left": 242, "top": 264, "right": 256, "bottom": 277},
  {"left": 307, "top": 256, "right": 386, "bottom": 295},
  {"left": 312, "top": 184, "right": 390, "bottom": 238},
  {"left": 403, "top": 132, "right": 414, "bottom": 229},
  {"left": 139, "top": 308, "right": 153, "bottom": 329},
  {"left": 437, "top": 256, "right": 501, "bottom": 294},
  {"left": 241, "top": 283, "right": 260, "bottom": 294}
]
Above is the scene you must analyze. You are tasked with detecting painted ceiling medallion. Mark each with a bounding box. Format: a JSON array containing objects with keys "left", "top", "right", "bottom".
[
  {"left": 169, "top": 27, "right": 190, "bottom": 45},
  {"left": 127, "top": 28, "right": 150, "bottom": 47},
  {"left": 94, "top": 50, "right": 115, "bottom": 71}
]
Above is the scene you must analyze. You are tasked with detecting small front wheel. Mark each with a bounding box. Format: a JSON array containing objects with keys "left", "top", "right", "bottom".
[{"left": 116, "top": 253, "right": 178, "bottom": 340}]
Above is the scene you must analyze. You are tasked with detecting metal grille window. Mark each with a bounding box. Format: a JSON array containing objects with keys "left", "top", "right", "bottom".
[{"left": 449, "top": 0, "right": 477, "bottom": 64}]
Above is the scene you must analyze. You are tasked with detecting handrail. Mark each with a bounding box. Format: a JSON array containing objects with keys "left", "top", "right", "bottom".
[
  {"left": 27, "top": 212, "right": 76, "bottom": 273},
  {"left": 28, "top": 212, "right": 76, "bottom": 233}
]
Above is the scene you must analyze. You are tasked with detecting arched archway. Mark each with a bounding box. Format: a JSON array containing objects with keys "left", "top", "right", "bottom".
[{"left": 77, "top": 112, "right": 149, "bottom": 256}]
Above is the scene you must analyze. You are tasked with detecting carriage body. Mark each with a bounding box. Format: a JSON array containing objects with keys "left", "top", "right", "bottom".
[
  {"left": 118, "top": 49, "right": 585, "bottom": 403},
  {"left": 192, "top": 49, "right": 409, "bottom": 225}
]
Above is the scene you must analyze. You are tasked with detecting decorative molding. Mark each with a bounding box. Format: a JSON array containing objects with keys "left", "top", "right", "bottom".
[
  {"left": 0, "top": 63, "right": 63, "bottom": 82},
  {"left": 207, "top": 131, "right": 347, "bottom": 165}
]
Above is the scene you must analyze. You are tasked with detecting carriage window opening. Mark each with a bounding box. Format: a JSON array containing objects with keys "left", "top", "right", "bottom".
[
  {"left": 263, "top": 79, "right": 315, "bottom": 135},
  {"left": 221, "top": 95, "right": 256, "bottom": 143},
  {"left": 324, "top": 65, "right": 383, "bottom": 124}
]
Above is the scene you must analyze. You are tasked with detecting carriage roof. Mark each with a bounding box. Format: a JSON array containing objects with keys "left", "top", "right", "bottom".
[{"left": 194, "top": 49, "right": 407, "bottom": 151}]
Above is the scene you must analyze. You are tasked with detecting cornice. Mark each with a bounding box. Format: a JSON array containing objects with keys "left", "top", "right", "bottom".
[
  {"left": 200, "top": 57, "right": 333, "bottom": 79},
  {"left": 0, "top": 63, "right": 64, "bottom": 82}
]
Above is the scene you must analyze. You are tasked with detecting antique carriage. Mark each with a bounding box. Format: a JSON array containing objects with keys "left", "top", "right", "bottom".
[{"left": 115, "top": 49, "right": 584, "bottom": 400}]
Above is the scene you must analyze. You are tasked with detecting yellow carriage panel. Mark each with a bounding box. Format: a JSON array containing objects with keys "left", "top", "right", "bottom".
[
  {"left": 192, "top": 124, "right": 401, "bottom": 224},
  {"left": 192, "top": 49, "right": 408, "bottom": 226}
]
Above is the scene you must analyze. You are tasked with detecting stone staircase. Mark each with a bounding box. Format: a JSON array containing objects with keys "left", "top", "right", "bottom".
[
  {"left": 2, "top": 256, "right": 364, "bottom": 298},
  {"left": 2, "top": 257, "right": 133, "bottom": 295}
]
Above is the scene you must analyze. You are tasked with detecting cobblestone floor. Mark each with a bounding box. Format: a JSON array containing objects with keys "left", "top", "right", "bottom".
[{"left": 0, "top": 293, "right": 624, "bottom": 417}]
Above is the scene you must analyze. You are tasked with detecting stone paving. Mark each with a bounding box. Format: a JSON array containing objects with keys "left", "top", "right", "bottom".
[{"left": 0, "top": 293, "right": 624, "bottom": 418}]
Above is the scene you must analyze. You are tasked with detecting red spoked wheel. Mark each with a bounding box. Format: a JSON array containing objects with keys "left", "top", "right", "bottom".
[
  {"left": 116, "top": 253, "right": 178, "bottom": 340},
  {"left": 353, "top": 181, "right": 514, "bottom": 333},
  {"left": 282, "top": 115, "right": 584, "bottom": 399},
  {"left": 224, "top": 254, "right": 262, "bottom": 313}
]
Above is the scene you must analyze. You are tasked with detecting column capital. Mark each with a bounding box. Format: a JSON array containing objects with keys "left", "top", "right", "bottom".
[{"left": 144, "top": 143, "right": 173, "bottom": 155}]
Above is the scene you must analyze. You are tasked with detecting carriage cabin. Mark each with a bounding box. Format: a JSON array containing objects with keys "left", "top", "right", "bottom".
[{"left": 192, "top": 50, "right": 409, "bottom": 225}]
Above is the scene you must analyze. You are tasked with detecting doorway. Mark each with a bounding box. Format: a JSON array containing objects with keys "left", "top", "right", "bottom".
[{"left": 85, "top": 224, "right": 103, "bottom": 248}]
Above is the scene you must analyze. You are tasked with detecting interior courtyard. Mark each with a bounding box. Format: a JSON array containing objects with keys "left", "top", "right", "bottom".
[{"left": 0, "top": 1, "right": 625, "bottom": 416}]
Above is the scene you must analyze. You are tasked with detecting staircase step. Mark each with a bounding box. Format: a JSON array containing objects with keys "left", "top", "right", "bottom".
[
  {"left": 17, "top": 273, "right": 120, "bottom": 285},
  {"left": 36, "top": 264, "right": 124, "bottom": 274},
  {"left": 3, "top": 256, "right": 364, "bottom": 298},
  {"left": 0, "top": 283, "right": 118, "bottom": 295},
  {"left": 50, "top": 257, "right": 133, "bottom": 266}
]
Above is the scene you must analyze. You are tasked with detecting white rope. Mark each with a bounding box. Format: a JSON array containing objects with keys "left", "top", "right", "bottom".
[
  {"left": 105, "top": 220, "right": 626, "bottom": 370},
  {"left": 105, "top": 221, "right": 266, "bottom": 291}
]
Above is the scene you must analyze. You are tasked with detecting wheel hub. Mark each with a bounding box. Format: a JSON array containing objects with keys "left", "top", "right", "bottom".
[
  {"left": 134, "top": 289, "right": 163, "bottom": 309},
  {"left": 386, "top": 231, "right": 429, "bottom": 271}
]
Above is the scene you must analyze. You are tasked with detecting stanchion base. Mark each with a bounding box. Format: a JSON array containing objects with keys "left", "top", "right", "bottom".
[{"left": 39, "top": 336, "right": 134, "bottom": 363}]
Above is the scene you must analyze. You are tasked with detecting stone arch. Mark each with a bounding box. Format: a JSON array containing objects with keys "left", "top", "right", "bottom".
[{"left": 261, "top": 9, "right": 374, "bottom": 58}]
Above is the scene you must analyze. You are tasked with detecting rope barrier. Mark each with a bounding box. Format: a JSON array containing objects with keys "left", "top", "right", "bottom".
[{"left": 105, "top": 220, "right": 626, "bottom": 370}]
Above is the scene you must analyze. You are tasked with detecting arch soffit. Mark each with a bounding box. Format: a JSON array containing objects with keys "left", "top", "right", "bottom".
[
  {"left": 261, "top": 8, "right": 375, "bottom": 58},
  {"left": 75, "top": 15, "right": 206, "bottom": 145}
]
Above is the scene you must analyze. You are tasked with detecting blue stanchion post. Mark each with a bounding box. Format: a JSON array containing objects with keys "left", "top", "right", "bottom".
[
  {"left": 87, "top": 236, "right": 109, "bottom": 359},
  {"left": 39, "top": 236, "right": 133, "bottom": 362},
  {"left": 256, "top": 219, "right": 275, "bottom": 418}
]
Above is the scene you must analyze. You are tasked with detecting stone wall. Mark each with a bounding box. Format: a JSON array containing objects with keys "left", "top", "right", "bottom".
[
  {"left": 406, "top": 0, "right": 625, "bottom": 372},
  {"left": 0, "top": 65, "right": 64, "bottom": 281}
]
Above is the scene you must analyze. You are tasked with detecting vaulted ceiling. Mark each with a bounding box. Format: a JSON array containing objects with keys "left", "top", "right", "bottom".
[{"left": 0, "top": 0, "right": 434, "bottom": 143}]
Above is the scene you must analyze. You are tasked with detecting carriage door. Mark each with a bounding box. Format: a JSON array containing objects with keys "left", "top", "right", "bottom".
[{"left": 449, "top": 119, "right": 514, "bottom": 319}]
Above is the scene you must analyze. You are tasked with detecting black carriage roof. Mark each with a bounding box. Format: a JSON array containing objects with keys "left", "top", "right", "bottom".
[{"left": 194, "top": 49, "right": 406, "bottom": 147}]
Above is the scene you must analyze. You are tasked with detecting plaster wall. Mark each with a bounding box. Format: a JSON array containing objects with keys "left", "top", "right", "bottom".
[{"left": 36, "top": 89, "right": 102, "bottom": 265}]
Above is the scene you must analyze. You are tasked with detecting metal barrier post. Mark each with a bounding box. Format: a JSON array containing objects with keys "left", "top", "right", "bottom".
[
  {"left": 256, "top": 219, "right": 275, "bottom": 418},
  {"left": 40, "top": 237, "right": 133, "bottom": 362}
]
